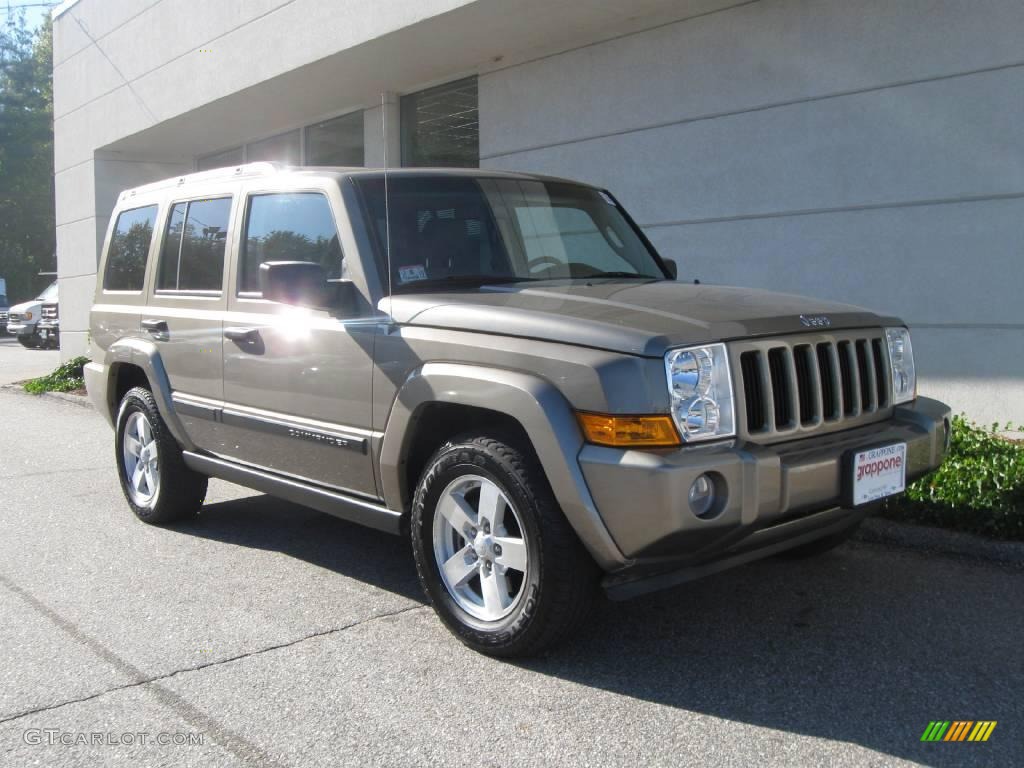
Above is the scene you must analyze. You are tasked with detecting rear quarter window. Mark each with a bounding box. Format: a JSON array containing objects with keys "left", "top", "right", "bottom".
[{"left": 104, "top": 205, "right": 159, "bottom": 291}]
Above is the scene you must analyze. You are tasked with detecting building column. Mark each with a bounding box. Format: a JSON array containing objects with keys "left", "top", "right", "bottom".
[{"left": 363, "top": 92, "right": 402, "bottom": 168}]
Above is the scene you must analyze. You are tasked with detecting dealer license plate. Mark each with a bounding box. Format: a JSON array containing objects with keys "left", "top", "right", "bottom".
[{"left": 851, "top": 443, "right": 906, "bottom": 505}]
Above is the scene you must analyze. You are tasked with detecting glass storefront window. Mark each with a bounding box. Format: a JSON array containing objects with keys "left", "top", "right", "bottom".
[
  {"left": 306, "top": 111, "right": 364, "bottom": 166},
  {"left": 401, "top": 77, "right": 479, "bottom": 168}
]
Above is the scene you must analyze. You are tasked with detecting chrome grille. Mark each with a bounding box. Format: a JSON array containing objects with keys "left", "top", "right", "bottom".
[
  {"left": 731, "top": 329, "right": 892, "bottom": 443},
  {"left": 41, "top": 304, "right": 58, "bottom": 320}
]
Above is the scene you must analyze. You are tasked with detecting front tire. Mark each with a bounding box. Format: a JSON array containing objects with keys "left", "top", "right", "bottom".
[
  {"left": 115, "top": 387, "right": 207, "bottom": 524},
  {"left": 411, "top": 434, "right": 597, "bottom": 657},
  {"left": 17, "top": 334, "right": 38, "bottom": 349}
]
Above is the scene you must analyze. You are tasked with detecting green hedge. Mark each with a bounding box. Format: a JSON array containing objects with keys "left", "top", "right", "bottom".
[
  {"left": 23, "top": 356, "right": 89, "bottom": 394},
  {"left": 884, "top": 415, "right": 1024, "bottom": 540}
]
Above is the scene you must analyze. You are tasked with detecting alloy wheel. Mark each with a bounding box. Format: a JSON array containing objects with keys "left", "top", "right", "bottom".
[{"left": 432, "top": 474, "right": 529, "bottom": 621}]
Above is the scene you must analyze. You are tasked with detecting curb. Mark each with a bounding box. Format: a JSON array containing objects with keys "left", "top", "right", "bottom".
[
  {"left": 0, "top": 383, "right": 93, "bottom": 409},
  {"left": 855, "top": 517, "right": 1024, "bottom": 567}
]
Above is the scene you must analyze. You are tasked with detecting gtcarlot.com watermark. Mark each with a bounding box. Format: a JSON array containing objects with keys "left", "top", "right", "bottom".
[{"left": 23, "top": 729, "right": 204, "bottom": 747}]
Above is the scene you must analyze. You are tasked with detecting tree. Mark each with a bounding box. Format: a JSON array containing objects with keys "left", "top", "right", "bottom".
[{"left": 0, "top": 12, "right": 54, "bottom": 303}]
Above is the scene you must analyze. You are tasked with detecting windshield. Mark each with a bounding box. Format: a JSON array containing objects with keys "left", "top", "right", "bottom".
[
  {"left": 355, "top": 175, "right": 667, "bottom": 293},
  {"left": 36, "top": 281, "right": 58, "bottom": 302}
]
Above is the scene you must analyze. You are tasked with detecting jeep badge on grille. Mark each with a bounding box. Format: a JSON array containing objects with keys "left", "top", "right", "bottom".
[{"left": 799, "top": 314, "right": 832, "bottom": 328}]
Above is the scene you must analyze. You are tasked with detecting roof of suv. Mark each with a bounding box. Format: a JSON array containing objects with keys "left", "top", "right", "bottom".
[{"left": 118, "top": 163, "right": 593, "bottom": 201}]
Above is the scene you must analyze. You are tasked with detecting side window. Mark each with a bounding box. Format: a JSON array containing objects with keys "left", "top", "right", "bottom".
[
  {"left": 239, "top": 193, "right": 341, "bottom": 294},
  {"left": 156, "top": 197, "right": 232, "bottom": 292},
  {"left": 103, "top": 205, "right": 158, "bottom": 291}
]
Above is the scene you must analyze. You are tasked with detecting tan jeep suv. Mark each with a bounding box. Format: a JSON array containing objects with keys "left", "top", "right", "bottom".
[{"left": 86, "top": 163, "right": 950, "bottom": 656}]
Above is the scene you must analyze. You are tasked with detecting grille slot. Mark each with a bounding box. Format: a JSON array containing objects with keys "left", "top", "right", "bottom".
[
  {"left": 793, "top": 344, "right": 817, "bottom": 425},
  {"left": 735, "top": 330, "right": 891, "bottom": 442},
  {"left": 767, "top": 347, "right": 792, "bottom": 429},
  {"left": 740, "top": 351, "right": 765, "bottom": 432},
  {"left": 816, "top": 343, "right": 839, "bottom": 421},
  {"left": 872, "top": 339, "right": 888, "bottom": 408},
  {"left": 837, "top": 341, "right": 855, "bottom": 415}
]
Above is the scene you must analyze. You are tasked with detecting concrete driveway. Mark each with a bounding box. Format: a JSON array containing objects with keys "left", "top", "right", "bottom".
[
  {"left": 0, "top": 391, "right": 1020, "bottom": 767},
  {"left": 0, "top": 335, "right": 60, "bottom": 385}
]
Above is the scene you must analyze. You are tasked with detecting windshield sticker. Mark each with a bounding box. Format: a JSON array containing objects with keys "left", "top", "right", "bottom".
[{"left": 398, "top": 265, "right": 428, "bottom": 283}]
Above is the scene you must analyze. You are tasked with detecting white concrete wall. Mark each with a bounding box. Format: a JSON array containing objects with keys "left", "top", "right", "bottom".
[
  {"left": 53, "top": 0, "right": 1024, "bottom": 423},
  {"left": 480, "top": 0, "right": 1024, "bottom": 424},
  {"left": 52, "top": 0, "right": 688, "bottom": 358}
]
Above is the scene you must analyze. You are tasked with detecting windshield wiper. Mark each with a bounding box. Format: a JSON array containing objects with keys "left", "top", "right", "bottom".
[
  {"left": 393, "top": 275, "right": 536, "bottom": 292},
  {"left": 587, "top": 271, "right": 661, "bottom": 280}
]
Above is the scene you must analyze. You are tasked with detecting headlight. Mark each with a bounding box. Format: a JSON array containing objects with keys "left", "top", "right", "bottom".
[
  {"left": 884, "top": 327, "right": 916, "bottom": 404},
  {"left": 664, "top": 343, "right": 735, "bottom": 442},
  {"left": 23, "top": 311, "right": 32, "bottom": 320}
]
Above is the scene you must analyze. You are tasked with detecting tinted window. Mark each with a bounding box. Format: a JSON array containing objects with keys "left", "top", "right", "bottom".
[
  {"left": 306, "top": 111, "right": 364, "bottom": 166},
  {"left": 157, "top": 197, "right": 232, "bottom": 292},
  {"left": 247, "top": 130, "right": 301, "bottom": 165},
  {"left": 240, "top": 193, "right": 341, "bottom": 294},
  {"left": 197, "top": 146, "right": 243, "bottom": 171},
  {"left": 401, "top": 77, "right": 478, "bottom": 168},
  {"left": 104, "top": 205, "right": 158, "bottom": 291},
  {"left": 514, "top": 206, "right": 634, "bottom": 274},
  {"left": 356, "top": 176, "right": 663, "bottom": 291}
]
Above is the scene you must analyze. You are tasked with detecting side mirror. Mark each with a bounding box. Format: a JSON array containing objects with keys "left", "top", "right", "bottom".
[
  {"left": 662, "top": 258, "right": 678, "bottom": 280},
  {"left": 259, "top": 261, "right": 355, "bottom": 312}
]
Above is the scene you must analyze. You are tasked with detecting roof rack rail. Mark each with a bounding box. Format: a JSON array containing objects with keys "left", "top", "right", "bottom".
[{"left": 120, "top": 162, "right": 285, "bottom": 200}]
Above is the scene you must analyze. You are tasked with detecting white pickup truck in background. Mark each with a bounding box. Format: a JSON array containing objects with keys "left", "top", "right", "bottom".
[
  {"left": 7, "top": 280, "right": 58, "bottom": 349},
  {"left": 0, "top": 278, "right": 9, "bottom": 336}
]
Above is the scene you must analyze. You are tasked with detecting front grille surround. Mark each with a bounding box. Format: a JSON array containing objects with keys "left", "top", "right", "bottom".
[{"left": 730, "top": 329, "right": 893, "bottom": 444}]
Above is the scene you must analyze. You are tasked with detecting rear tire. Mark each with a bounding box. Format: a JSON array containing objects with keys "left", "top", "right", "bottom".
[
  {"left": 115, "top": 386, "right": 207, "bottom": 524},
  {"left": 411, "top": 434, "right": 598, "bottom": 657}
]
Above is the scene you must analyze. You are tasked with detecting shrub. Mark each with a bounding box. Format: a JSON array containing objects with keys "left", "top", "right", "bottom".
[
  {"left": 884, "top": 415, "right": 1024, "bottom": 540},
  {"left": 23, "top": 356, "right": 89, "bottom": 395}
]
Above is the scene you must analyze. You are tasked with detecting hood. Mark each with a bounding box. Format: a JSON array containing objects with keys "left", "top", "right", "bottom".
[
  {"left": 9, "top": 299, "right": 40, "bottom": 315},
  {"left": 389, "top": 280, "right": 898, "bottom": 357}
]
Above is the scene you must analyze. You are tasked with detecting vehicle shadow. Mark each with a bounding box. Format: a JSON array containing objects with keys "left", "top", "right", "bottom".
[
  {"left": 180, "top": 495, "right": 1021, "bottom": 766},
  {"left": 177, "top": 494, "right": 423, "bottom": 603}
]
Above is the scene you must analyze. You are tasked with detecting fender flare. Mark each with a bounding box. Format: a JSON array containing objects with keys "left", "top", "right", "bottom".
[
  {"left": 99, "top": 337, "right": 195, "bottom": 451},
  {"left": 378, "top": 362, "right": 627, "bottom": 571}
]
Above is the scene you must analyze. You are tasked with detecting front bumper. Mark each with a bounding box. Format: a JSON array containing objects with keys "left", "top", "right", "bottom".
[
  {"left": 580, "top": 397, "right": 950, "bottom": 594},
  {"left": 7, "top": 323, "right": 35, "bottom": 336},
  {"left": 36, "top": 322, "right": 59, "bottom": 339}
]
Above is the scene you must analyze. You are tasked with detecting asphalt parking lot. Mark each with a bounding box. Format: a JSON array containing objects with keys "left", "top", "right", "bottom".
[
  {"left": 0, "top": 335, "right": 60, "bottom": 385},
  {"left": 0, "top": 390, "right": 1020, "bottom": 767}
]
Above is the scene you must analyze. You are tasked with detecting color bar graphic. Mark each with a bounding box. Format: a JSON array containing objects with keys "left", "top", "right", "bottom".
[{"left": 921, "top": 721, "right": 996, "bottom": 742}]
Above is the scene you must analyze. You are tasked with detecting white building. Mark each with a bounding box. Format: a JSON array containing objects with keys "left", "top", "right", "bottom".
[{"left": 52, "top": 0, "right": 1024, "bottom": 423}]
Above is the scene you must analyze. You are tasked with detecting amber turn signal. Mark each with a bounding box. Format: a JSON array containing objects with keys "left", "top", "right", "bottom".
[{"left": 576, "top": 412, "right": 681, "bottom": 448}]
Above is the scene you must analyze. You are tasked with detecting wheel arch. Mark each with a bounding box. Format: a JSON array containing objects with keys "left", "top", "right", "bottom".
[
  {"left": 95, "top": 338, "right": 195, "bottom": 451},
  {"left": 379, "top": 362, "right": 626, "bottom": 571}
]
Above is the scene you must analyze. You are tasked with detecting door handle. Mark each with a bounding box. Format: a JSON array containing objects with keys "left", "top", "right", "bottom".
[
  {"left": 224, "top": 327, "right": 260, "bottom": 344},
  {"left": 141, "top": 319, "right": 169, "bottom": 340}
]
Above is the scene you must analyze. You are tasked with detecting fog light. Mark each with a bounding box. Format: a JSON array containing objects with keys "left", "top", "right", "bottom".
[{"left": 688, "top": 474, "right": 716, "bottom": 518}]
